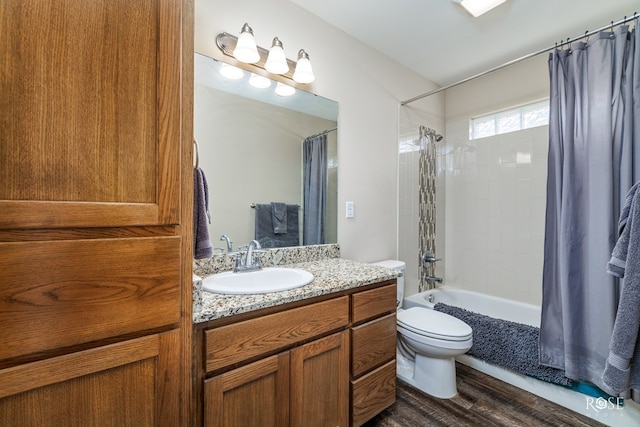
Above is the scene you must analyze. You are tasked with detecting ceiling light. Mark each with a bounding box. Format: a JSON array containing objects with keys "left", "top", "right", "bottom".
[
  {"left": 455, "top": 0, "right": 507, "bottom": 17},
  {"left": 275, "top": 82, "right": 295, "bottom": 97},
  {"left": 219, "top": 63, "right": 244, "bottom": 80},
  {"left": 249, "top": 73, "right": 272, "bottom": 88},
  {"left": 265, "top": 37, "right": 289, "bottom": 74},
  {"left": 292, "top": 50, "right": 315, "bottom": 84},
  {"left": 233, "top": 23, "right": 260, "bottom": 63}
]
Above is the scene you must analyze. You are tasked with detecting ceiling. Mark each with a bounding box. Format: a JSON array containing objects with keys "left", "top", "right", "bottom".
[{"left": 290, "top": 0, "right": 638, "bottom": 86}]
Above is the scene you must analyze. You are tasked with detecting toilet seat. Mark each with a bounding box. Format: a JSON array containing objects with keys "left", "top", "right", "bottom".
[{"left": 397, "top": 307, "right": 472, "bottom": 342}]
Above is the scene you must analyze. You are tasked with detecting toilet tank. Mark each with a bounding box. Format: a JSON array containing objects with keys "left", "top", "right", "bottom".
[{"left": 370, "top": 260, "right": 406, "bottom": 309}]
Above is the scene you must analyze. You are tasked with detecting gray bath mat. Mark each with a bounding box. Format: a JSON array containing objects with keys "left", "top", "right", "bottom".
[{"left": 434, "top": 302, "right": 572, "bottom": 387}]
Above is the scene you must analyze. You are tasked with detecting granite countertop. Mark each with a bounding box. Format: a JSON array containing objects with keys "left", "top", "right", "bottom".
[{"left": 193, "top": 258, "right": 399, "bottom": 323}]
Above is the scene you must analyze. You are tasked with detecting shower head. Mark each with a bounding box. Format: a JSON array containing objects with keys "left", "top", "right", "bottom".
[{"left": 435, "top": 134, "right": 443, "bottom": 142}]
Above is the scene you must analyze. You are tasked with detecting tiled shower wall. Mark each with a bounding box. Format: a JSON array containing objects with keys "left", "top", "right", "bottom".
[{"left": 443, "top": 120, "right": 549, "bottom": 305}]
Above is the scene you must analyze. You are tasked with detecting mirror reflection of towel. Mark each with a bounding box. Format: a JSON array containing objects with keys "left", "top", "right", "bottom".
[
  {"left": 255, "top": 204, "right": 299, "bottom": 247},
  {"left": 272, "top": 202, "right": 287, "bottom": 234}
]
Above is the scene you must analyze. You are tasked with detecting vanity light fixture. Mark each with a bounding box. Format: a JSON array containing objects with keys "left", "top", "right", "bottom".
[
  {"left": 219, "top": 63, "right": 244, "bottom": 80},
  {"left": 249, "top": 73, "right": 272, "bottom": 89},
  {"left": 275, "top": 82, "right": 296, "bottom": 97},
  {"left": 216, "top": 25, "right": 315, "bottom": 84},
  {"left": 454, "top": 0, "right": 507, "bottom": 17},
  {"left": 265, "top": 37, "right": 289, "bottom": 74},
  {"left": 232, "top": 23, "right": 260, "bottom": 63},
  {"left": 292, "top": 49, "right": 315, "bottom": 84}
]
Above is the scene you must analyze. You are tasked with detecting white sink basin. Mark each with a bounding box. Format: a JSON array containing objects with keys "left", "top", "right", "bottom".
[{"left": 202, "top": 267, "right": 314, "bottom": 295}]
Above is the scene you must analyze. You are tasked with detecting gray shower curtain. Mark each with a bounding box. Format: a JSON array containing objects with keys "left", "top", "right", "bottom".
[
  {"left": 302, "top": 134, "right": 327, "bottom": 245},
  {"left": 540, "top": 23, "right": 640, "bottom": 392}
]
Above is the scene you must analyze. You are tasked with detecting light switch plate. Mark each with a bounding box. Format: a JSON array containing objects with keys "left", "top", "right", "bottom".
[{"left": 346, "top": 201, "right": 355, "bottom": 219}]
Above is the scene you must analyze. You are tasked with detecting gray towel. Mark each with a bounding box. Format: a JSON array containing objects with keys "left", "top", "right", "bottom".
[
  {"left": 602, "top": 183, "right": 640, "bottom": 394},
  {"left": 193, "top": 168, "right": 213, "bottom": 259},
  {"left": 254, "top": 203, "right": 299, "bottom": 248},
  {"left": 607, "top": 182, "right": 640, "bottom": 277},
  {"left": 272, "top": 202, "right": 287, "bottom": 234}
]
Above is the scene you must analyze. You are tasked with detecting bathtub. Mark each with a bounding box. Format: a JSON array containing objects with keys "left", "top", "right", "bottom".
[{"left": 403, "top": 286, "right": 640, "bottom": 427}]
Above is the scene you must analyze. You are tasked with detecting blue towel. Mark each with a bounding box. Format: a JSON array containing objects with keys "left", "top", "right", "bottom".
[
  {"left": 603, "top": 183, "right": 640, "bottom": 394},
  {"left": 193, "top": 168, "right": 213, "bottom": 259},
  {"left": 272, "top": 202, "right": 287, "bottom": 234}
]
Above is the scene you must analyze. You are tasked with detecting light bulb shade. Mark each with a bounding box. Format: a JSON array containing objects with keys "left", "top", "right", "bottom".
[
  {"left": 265, "top": 37, "right": 289, "bottom": 74},
  {"left": 233, "top": 23, "right": 260, "bottom": 63},
  {"left": 219, "top": 63, "right": 244, "bottom": 80},
  {"left": 275, "top": 82, "right": 295, "bottom": 97},
  {"left": 293, "top": 49, "right": 315, "bottom": 84},
  {"left": 249, "top": 73, "right": 272, "bottom": 88}
]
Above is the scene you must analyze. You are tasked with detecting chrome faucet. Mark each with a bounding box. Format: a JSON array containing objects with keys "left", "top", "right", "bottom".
[
  {"left": 424, "top": 275, "right": 443, "bottom": 285},
  {"left": 234, "top": 240, "right": 262, "bottom": 273},
  {"left": 220, "top": 234, "right": 233, "bottom": 252}
]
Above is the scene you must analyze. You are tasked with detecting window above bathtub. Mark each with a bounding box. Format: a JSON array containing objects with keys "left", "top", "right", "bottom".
[{"left": 469, "top": 99, "right": 549, "bottom": 140}]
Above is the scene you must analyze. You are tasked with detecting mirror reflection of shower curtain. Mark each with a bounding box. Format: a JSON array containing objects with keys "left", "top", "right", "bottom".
[
  {"left": 303, "top": 134, "right": 327, "bottom": 245},
  {"left": 540, "top": 22, "right": 640, "bottom": 398}
]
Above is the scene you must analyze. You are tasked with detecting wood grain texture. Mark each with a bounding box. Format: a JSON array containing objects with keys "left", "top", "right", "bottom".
[
  {"left": 179, "top": 0, "right": 195, "bottom": 423},
  {"left": 290, "top": 331, "right": 349, "bottom": 427},
  {"left": 0, "top": 236, "right": 180, "bottom": 362},
  {"left": 352, "top": 313, "right": 397, "bottom": 377},
  {"left": 204, "top": 353, "right": 290, "bottom": 427},
  {"left": 352, "top": 360, "right": 397, "bottom": 427},
  {"left": 0, "top": 334, "right": 161, "bottom": 426},
  {"left": 205, "top": 296, "right": 349, "bottom": 373},
  {"left": 351, "top": 282, "right": 397, "bottom": 324},
  {"left": 0, "top": 334, "right": 159, "bottom": 399},
  {"left": 0, "top": 0, "right": 181, "bottom": 229},
  {"left": 0, "top": 0, "right": 157, "bottom": 203},
  {"left": 364, "top": 363, "right": 607, "bottom": 427}
]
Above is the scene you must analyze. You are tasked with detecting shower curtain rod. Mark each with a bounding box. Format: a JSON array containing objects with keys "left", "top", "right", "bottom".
[
  {"left": 306, "top": 127, "right": 337, "bottom": 139},
  {"left": 401, "top": 12, "right": 638, "bottom": 106}
]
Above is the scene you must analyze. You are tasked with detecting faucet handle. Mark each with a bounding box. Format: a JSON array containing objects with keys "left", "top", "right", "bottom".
[{"left": 421, "top": 251, "right": 441, "bottom": 265}]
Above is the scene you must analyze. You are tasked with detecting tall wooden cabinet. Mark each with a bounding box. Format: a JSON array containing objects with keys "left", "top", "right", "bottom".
[{"left": 0, "top": 0, "right": 194, "bottom": 425}]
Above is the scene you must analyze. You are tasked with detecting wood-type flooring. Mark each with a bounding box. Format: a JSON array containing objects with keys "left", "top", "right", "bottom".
[{"left": 363, "top": 363, "right": 607, "bottom": 427}]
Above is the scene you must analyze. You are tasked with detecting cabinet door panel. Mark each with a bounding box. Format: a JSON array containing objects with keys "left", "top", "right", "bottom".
[
  {"left": 351, "top": 313, "right": 397, "bottom": 377},
  {"left": 0, "top": 236, "right": 180, "bottom": 362},
  {"left": 0, "top": 332, "right": 178, "bottom": 427},
  {"left": 0, "top": 0, "right": 180, "bottom": 228},
  {"left": 290, "top": 331, "right": 349, "bottom": 427},
  {"left": 351, "top": 360, "right": 396, "bottom": 427},
  {"left": 351, "top": 283, "right": 396, "bottom": 324},
  {"left": 204, "top": 353, "right": 290, "bottom": 427},
  {"left": 205, "top": 297, "right": 349, "bottom": 373}
]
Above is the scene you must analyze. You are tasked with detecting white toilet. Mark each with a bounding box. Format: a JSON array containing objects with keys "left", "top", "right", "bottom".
[{"left": 372, "top": 260, "right": 473, "bottom": 399}]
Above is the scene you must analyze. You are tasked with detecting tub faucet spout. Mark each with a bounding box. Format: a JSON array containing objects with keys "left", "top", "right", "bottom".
[{"left": 424, "top": 275, "right": 443, "bottom": 285}]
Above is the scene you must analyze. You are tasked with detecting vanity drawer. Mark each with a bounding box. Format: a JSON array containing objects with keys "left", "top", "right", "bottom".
[
  {"left": 351, "top": 313, "right": 396, "bottom": 377},
  {"left": 205, "top": 296, "right": 349, "bottom": 373},
  {"left": 351, "top": 359, "right": 396, "bottom": 427},
  {"left": 351, "top": 282, "right": 396, "bottom": 324}
]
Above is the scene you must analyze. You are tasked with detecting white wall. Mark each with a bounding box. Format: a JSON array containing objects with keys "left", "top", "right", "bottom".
[
  {"left": 443, "top": 54, "right": 550, "bottom": 305},
  {"left": 195, "top": 0, "right": 441, "bottom": 262}
]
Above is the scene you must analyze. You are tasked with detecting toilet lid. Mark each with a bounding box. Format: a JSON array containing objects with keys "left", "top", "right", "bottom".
[{"left": 397, "top": 307, "right": 472, "bottom": 341}]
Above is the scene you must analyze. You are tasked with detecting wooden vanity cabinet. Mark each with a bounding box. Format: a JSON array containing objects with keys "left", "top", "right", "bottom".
[
  {"left": 199, "top": 297, "right": 350, "bottom": 427},
  {"left": 350, "top": 283, "right": 398, "bottom": 427},
  {"left": 196, "top": 280, "right": 397, "bottom": 427}
]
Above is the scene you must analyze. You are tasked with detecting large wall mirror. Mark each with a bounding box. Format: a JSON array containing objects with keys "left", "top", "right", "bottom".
[{"left": 194, "top": 53, "right": 338, "bottom": 252}]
